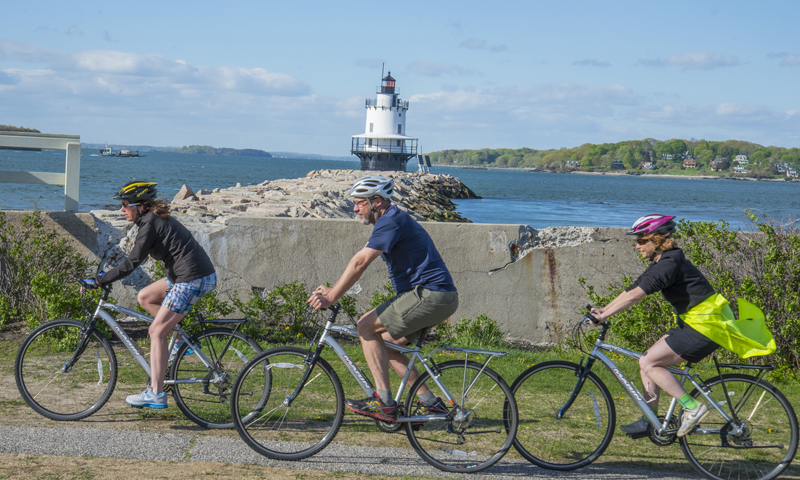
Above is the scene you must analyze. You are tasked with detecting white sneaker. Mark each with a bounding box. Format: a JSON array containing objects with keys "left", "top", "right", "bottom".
[
  {"left": 677, "top": 403, "right": 709, "bottom": 437},
  {"left": 126, "top": 386, "right": 168, "bottom": 409}
]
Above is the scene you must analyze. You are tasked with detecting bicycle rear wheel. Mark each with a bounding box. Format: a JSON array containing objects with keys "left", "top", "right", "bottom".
[
  {"left": 681, "top": 373, "right": 798, "bottom": 480},
  {"left": 404, "top": 360, "right": 518, "bottom": 473},
  {"left": 170, "top": 328, "right": 263, "bottom": 429},
  {"left": 15, "top": 319, "right": 118, "bottom": 421},
  {"left": 511, "top": 360, "right": 615, "bottom": 470},
  {"left": 231, "top": 346, "right": 345, "bottom": 461}
]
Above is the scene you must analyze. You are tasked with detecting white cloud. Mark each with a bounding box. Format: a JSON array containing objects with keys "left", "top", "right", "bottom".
[
  {"left": 638, "top": 51, "right": 740, "bottom": 70},
  {"left": 102, "top": 31, "right": 118, "bottom": 43},
  {"left": 489, "top": 44, "right": 509, "bottom": 53},
  {"left": 407, "top": 61, "right": 479, "bottom": 77},
  {"left": 460, "top": 38, "right": 486, "bottom": 50},
  {"left": 0, "top": 40, "right": 310, "bottom": 96},
  {"left": 780, "top": 54, "right": 800, "bottom": 66},
  {"left": 572, "top": 59, "right": 611, "bottom": 68},
  {"left": 66, "top": 26, "right": 83, "bottom": 36}
]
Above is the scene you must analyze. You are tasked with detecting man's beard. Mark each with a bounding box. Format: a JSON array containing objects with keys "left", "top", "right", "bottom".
[{"left": 358, "top": 209, "right": 374, "bottom": 225}]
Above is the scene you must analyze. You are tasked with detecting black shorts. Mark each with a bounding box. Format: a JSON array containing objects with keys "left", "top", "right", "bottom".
[{"left": 665, "top": 322, "right": 720, "bottom": 364}]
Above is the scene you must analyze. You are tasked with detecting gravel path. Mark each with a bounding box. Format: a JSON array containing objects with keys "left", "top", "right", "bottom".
[{"left": 0, "top": 425, "right": 699, "bottom": 479}]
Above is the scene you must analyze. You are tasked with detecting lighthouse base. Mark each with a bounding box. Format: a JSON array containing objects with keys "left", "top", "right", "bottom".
[{"left": 353, "top": 153, "right": 413, "bottom": 172}]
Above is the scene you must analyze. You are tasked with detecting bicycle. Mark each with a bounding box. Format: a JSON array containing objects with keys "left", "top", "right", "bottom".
[
  {"left": 15, "top": 281, "right": 264, "bottom": 429},
  {"left": 229, "top": 303, "right": 518, "bottom": 473},
  {"left": 510, "top": 307, "right": 798, "bottom": 480}
]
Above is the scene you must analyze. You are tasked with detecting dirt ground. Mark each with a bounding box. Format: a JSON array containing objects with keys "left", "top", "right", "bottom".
[{"left": 0, "top": 453, "right": 400, "bottom": 480}]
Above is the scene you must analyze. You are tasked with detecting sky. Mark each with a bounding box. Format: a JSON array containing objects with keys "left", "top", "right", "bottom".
[{"left": 1, "top": 1, "right": 799, "bottom": 156}]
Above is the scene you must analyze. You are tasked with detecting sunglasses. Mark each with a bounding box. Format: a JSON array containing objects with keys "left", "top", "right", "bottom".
[
  {"left": 635, "top": 237, "right": 650, "bottom": 246},
  {"left": 120, "top": 202, "right": 140, "bottom": 209},
  {"left": 353, "top": 199, "right": 370, "bottom": 207}
]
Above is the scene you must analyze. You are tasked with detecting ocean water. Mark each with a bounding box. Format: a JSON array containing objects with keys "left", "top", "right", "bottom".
[{"left": 2, "top": 149, "right": 798, "bottom": 229}]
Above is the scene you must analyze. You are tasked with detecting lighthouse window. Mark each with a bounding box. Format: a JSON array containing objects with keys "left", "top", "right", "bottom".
[
  {"left": 397, "top": 140, "right": 401, "bottom": 147},
  {"left": 397, "top": 125, "right": 402, "bottom": 134},
  {"left": 369, "top": 123, "right": 374, "bottom": 133},
  {"left": 368, "top": 138, "right": 373, "bottom": 147}
]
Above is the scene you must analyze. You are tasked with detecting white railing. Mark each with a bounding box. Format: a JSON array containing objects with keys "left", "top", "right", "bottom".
[{"left": 0, "top": 132, "right": 81, "bottom": 211}]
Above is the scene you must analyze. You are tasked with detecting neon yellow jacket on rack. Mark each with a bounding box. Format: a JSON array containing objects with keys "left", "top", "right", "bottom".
[{"left": 681, "top": 294, "right": 776, "bottom": 359}]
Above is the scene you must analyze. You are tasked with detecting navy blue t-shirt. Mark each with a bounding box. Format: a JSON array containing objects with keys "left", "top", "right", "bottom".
[{"left": 366, "top": 205, "right": 456, "bottom": 294}]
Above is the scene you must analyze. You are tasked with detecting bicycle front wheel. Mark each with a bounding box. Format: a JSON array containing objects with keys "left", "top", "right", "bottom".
[
  {"left": 231, "top": 346, "right": 344, "bottom": 461},
  {"left": 15, "top": 319, "right": 118, "bottom": 421},
  {"left": 681, "top": 373, "right": 798, "bottom": 480},
  {"left": 170, "top": 328, "right": 263, "bottom": 429},
  {"left": 405, "top": 360, "right": 518, "bottom": 473},
  {"left": 511, "top": 360, "right": 615, "bottom": 470}
]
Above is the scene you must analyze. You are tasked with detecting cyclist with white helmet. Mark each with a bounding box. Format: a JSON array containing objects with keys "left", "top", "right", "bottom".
[
  {"left": 307, "top": 175, "right": 458, "bottom": 422},
  {"left": 589, "top": 214, "right": 730, "bottom": 438},
  {"left": 81, "top": 181, "right": 217, "bottom": 409}
]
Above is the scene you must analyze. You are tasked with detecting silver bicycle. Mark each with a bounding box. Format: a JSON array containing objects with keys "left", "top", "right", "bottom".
[
  {"left": 15, "top": 282, "right": 264, "bottom": 429},
  {"left": 511, "top": 308, "right": 798, "bottom": 480},
  {"left": 230, "top": 304, "right": 519, "bottom": 473}
]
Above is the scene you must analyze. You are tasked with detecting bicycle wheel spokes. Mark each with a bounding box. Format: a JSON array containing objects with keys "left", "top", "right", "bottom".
[
  {"left": 511, "top": 360, "right": 615, "bottom": 470},
  {"left": 405, "top": 360, "right": 518, "bottom": 473},
  {"left": 232, "top": 346, "right": 344, "bottom": 461},
  {"left": 15, "top": 319, "right": 118, "bottom": 421},
  {"left": 170, "top": 328, "right": 262, "bottom": 429},
  {"left": 681, "top": 374, "right": 798, "bottom": 480}
]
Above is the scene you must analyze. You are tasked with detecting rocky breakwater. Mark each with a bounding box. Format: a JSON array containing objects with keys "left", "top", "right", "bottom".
[{"left": 170, "top": 169, "right": 480, "bottom": 222}]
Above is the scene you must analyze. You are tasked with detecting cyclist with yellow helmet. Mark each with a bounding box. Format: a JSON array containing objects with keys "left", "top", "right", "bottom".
[{"left": 83, "top": 181, "right": 216, "bottom": 409}]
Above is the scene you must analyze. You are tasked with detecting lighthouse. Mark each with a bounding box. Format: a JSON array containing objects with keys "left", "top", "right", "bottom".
[{"left": 351, "top": 72, "right": 418, "bottom": 171}]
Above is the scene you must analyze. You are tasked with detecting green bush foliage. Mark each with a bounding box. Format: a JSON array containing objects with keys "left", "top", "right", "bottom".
[
  {"left": 439, "top": 314, "right": 506, "bottom": 350},
  {"left": 0, "top": 210, "right": 97, "bottom": 329}
]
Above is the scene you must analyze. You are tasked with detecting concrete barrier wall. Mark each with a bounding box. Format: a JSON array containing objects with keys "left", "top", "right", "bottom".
[{"left": 1, "top": 211, "right": 645, "bottom": 344}]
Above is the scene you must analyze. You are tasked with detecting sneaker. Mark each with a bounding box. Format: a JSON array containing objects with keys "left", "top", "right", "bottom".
[
  {"left": 126, "top": 386, "right": 168, "bottom": 409},
  {"left": 677, "top": 403, "right": 709, "bottom": 437},
  {"left": 619, "top": 415, "right": 649, "bottom": 435},
  {"left": 345, "top": 394, "right": 397, "bottom": 422},
  {"left": 167, "top": 341, "right": 196, "bottom": 363},
  {"left": 412, "top": 397, "right": 450, "bottom": 430}
]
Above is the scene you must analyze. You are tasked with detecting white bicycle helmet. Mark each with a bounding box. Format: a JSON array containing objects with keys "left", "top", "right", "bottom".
[{"left": 349, "top": 175, "right": 394, "bottom": 199}]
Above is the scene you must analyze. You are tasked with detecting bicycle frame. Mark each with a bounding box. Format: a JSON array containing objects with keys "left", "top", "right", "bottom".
[
  {"left": 291, "top": 306, "right": 508, "bottom": 424},
  {"left": 576, "top": 322, "right": 746, "bottom": 437},
  {"left": 67, "top": 295, "right": 226, "bottom": 388}
]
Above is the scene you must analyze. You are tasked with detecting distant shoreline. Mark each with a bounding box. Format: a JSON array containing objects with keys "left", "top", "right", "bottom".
[{"left": 442, "top": 165, "right": 799, "bottom": 184}]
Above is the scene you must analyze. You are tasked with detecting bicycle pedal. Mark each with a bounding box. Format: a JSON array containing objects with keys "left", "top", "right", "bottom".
[{"left": 625, "top": 430, "right": 650, "bottom": 440}]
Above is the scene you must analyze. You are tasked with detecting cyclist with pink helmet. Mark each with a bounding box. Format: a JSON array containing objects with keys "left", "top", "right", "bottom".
[{"left": 589, "top": 214, "right": 731, "bottom": 438}]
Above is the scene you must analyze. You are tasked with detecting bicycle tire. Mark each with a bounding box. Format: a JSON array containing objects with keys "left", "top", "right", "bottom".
[
  {"left": 681, "top": 373, "right": 798, "bottom": 480},
  {"left": 231, "top": 346, "right": 345, "bottom": 460},
  {"left": 15, "top": 318, "right": 118, "bottom": 421},
  {"left": 404, "top": 360, "right": 518, "bottom": 473},
  {"left": 170, "top": 328, "right": 263, "bottom": 429},
  {"left": 511, "top": 360, "right": 616, "bottom": 470}
]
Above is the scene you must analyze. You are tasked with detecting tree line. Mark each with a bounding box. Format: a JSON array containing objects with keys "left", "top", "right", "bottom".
[
  {"left": 430, "top": 138, "right": 800, "bottom": 177},
  {"left": 179, "top": 145, "right": 272, "bottom": 157}
]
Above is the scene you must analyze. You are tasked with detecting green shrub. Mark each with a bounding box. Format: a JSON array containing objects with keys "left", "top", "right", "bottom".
[
  {"left": 0, "top": 210, "right": 96, "bottom": 330},
  {"left": 439, "top": 314, "right": 507, "bottom": 350}
]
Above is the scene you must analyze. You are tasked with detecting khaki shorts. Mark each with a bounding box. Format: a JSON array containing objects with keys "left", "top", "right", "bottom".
[{"left": 375, "top": 285, "right": 459, "bottom": 345}]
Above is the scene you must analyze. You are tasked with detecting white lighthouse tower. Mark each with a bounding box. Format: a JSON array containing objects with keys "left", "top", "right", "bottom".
[{"left": 351, "top": 72, "right": 418, "bottom": 171}]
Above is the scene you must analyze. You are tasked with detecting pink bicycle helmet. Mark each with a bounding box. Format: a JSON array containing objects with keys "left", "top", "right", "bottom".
[{"left": 626, "top": 214, "right": 677, "bottom": 236}]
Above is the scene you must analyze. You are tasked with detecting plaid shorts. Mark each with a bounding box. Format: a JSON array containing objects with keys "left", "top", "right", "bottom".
[{"left": 163, "top": 273, "right": 217, "bottom": 315}]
